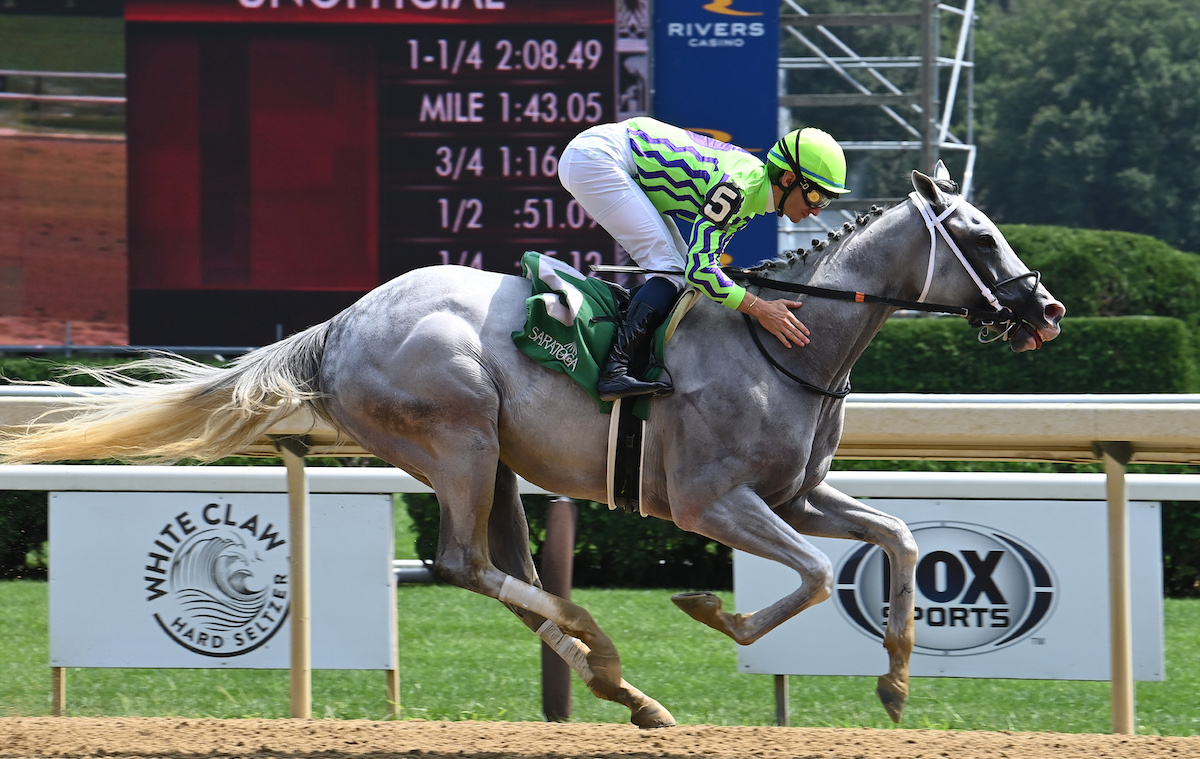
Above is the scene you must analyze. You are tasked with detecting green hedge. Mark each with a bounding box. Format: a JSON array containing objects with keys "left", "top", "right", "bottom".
[
  {"left": 0, "top": 356, "right": 133, "bottom": 385},
  {"left": 3, "top": 225, "right": 1200, "bottom": 592},
  {"left": 1003, "top": 225, "right": 1200, "bottom": 326},
  {"left": 405, "top": 494, "right": 731, "bottom": 590},
  {"left": 1164, "top": 504, "right": 1200, "bottom": 596},
  {"left": 0, "top": 491, "right": 46, "bottom": 580},
  {"left": 853, "top": 315, "right": 1198, "bottom": 394},
  {"left": 0, "top": 358, "right": 135, "bottom": 578}
]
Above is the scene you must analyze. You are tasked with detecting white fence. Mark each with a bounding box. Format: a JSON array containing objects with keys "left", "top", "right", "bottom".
[
  {"left": 5, "top": 392, "right": 1200, "bottom": 731},
  {"left": 0, "top": 69, "right": 126, "bottom": 105}
]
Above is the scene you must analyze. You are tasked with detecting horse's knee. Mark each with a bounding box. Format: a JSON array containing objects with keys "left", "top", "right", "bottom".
[
  {"left": 808, "top": 555, "right": 835, "bottom": 604},
  {"left": 430, "top": 558, "right": 481, "bottom": 590},
  {"left": 886, "top": 517, "right": 919, "bottom": 573}
]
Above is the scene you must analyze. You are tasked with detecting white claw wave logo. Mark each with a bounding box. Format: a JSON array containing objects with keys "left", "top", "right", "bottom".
[{"left": 145, "top": 504, "right": 291, "bottom": 657}]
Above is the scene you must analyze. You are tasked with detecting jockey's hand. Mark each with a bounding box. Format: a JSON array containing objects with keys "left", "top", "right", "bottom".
[{"left": 739, "top": 294, "right": 810, "bottom": 348}]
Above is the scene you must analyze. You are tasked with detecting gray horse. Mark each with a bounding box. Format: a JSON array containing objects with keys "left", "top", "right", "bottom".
[{"left": 0, "top": 166, "right": 1063, "bottom": 727}]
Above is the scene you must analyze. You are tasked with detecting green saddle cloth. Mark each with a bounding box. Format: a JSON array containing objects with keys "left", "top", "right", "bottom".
[{"left": 511, "top": 251, "right": 669, "bottom": 415}]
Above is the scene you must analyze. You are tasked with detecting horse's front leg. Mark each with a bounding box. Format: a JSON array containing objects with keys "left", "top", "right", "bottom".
[
  {"left": 667, "top": 485, "right": 835, "bottom": 645},
  {"left": 781, "top": 482, "right": 919, "bottom": 723}
]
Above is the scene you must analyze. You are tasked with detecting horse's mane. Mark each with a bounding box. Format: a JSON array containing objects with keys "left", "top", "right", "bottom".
[
  {"left": 734, "top": 177, "right": 960, "bottom": 279},
  {"left": 736, "top": 203, "right": 892, "bottom": 278}
]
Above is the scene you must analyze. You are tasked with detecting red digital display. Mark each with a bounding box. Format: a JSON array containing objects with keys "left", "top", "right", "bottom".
[
  {"left": 126, "top": 27, "right": 379, "bottom": 293},
  {"left": 378, "top": 24, "right": 615, "bottom": 279},
  {"left": 125, "top": 0, "right": 619, "bottom": 344},
  {"left": 125, "top": 0, "right": 611, "bottom": 26}
]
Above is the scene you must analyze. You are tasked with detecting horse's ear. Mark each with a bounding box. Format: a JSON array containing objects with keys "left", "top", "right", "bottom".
[
  {"left": 911, "top": 169, "right": 950, "bottom": 210},
  {"left": 933, "top": 159, "right": 952, "bottom": 184}
]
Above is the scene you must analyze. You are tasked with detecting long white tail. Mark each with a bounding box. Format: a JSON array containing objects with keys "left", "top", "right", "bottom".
[{"left": 0, "top": 323, "right": 332, "bottom": 464}]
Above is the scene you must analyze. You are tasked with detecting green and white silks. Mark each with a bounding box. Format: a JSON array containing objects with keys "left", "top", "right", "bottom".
[
  {"left": 512, "top": 252, "right": 622, "bottom": 411},
  {"left": 512, "top": 252, "right": 673, "bottom": 414}
]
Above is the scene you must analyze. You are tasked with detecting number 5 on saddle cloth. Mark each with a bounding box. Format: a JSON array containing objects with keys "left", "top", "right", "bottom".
[{"left": 511, "top": 252, "right": 698, "bottom": 514}]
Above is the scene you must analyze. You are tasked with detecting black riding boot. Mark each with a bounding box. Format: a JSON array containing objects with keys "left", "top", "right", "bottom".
[{"left": 597, "top": 300, "right": 674, "bottom": 401}]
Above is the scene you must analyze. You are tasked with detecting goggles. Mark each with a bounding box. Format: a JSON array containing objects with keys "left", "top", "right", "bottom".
[
  {"left": 798, "top": 176, "right": 834, "bottom": 209},
  {"left": 776, "top": 171, "right": 835, "bottom": 216}
]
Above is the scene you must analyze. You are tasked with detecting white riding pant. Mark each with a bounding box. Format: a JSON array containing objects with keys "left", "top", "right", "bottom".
[{"left": 559, "top": 123, "right": 686, "bottom": 289}]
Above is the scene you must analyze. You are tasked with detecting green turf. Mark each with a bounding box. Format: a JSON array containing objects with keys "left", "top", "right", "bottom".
[
  {"left": 1, "top": 580, "right": 1197, "bottom": 734},
  {"left": 392, "top": 497, "right": 420, "bottom": 560},
  {"left": 0, "top": 15, "right": 125, "bottom": 133},
  {"left": 0, "top": 16, "right": 124, "bottom": 72}
]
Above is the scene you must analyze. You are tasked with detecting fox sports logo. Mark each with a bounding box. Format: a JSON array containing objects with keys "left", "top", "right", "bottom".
[{"left": 836, "top": 521, "right": 1056, "bottom": 655}]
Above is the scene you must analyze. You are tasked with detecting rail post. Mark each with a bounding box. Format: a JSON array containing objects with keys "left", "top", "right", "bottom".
[
  {"left": 774, "top": 674, "right": 790, "bottom": 726},
  {"left": 1097, "top": 441, "right": 1136, "bottom": 734},
  {"left": 540, "top": 496, "right": 577, "bottom": 722},
  {"left": 275, "top": 435, "right": 313, "bottom": 719}
]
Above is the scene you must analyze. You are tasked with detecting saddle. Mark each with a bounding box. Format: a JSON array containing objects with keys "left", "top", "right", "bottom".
[
  {"left": 511, "top": 251, "right": 698, "bottom": 514},
  {"left": 605, "top": 290, "right": 697, "bottom": 515},
  {"left": 512, "top": 252, "right": 696, "bottom": 413}
]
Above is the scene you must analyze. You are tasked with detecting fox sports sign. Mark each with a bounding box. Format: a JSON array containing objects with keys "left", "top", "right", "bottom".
[{"left": 836, "top": 521, "right": 1054, "bottom": 655}]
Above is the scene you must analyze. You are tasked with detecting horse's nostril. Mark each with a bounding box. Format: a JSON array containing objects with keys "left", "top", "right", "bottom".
[{"left": 1045, "top": 301, "right": 1066, "bottom": 323}]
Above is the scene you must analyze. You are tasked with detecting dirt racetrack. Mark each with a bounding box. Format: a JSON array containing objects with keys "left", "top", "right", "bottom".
[
  {"left": 0, "top": 132, "right": 128, "bottom": 346},
  {"left": 2, "top": 718, "right": 1199, "bottom": 759}
]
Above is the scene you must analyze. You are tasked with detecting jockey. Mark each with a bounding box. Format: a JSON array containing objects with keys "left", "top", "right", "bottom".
[{"left": 558, "top": 117, "right": 850, "bottom": 401}]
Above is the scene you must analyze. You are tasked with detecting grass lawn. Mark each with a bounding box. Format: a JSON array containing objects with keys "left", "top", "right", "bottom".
[
  {"left": 0, "top": 16, "right": 124, "bottom": 72},
  {"left": 0, "top": 15, "right": 125, "bottom": 133},
  {"left": 1, "top": 575, "right": 1197, "bottom": 734}
]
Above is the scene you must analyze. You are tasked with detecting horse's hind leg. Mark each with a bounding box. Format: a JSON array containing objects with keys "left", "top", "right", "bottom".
[
  {"left": 486, "top": 462, "right": 541, "bottom": 595},
  {"left": 486, "top": 463, "right": 675, "bottom": 728},
  {"left": 326, "top": 316, "right": 669, "bottom": 727},
  {"left": 782, "top": 483, "right": 919, "bottom": 723}
]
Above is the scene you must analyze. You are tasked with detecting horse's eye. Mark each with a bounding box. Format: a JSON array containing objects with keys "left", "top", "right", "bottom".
[{"left": 978, "top": 234, "right": 996, "bottom": 248}]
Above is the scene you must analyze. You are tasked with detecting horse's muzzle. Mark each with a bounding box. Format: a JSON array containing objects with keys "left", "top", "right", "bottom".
[{"left": 1009, "top": 299, "right": 1065, "bottom": 352}]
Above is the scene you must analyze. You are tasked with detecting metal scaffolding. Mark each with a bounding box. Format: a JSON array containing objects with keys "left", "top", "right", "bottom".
[{"left": 777, "top": 0, "right": 977, "bottom": 249}]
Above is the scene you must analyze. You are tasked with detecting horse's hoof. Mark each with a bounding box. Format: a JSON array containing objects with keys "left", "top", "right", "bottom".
[
  {"left": 631, "top": 701, "right": 676, "bottom": 729},
  {"left": 671, "top": 591, "right": 722, "bottom": 618},
  {"left": 671, "top": 591, "right": 751, "bottom": 642},
  {"left": 875, "top": 673, "right": 908, "bottom": 723}
]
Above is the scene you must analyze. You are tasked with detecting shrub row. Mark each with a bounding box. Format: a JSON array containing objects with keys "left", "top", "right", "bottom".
[
  {"left": 1004, "top": 225, "right": 1200, "bottom": 326},
  {"left": 853, "top": 315, "right": 1198, "bottom": 394},
  {"left": 2, "top": 226, "right": 1199, "bottom": 592},
  {"left": 0, "top": 357, "right": 129, "bottom": 579},
  {"left": 400, "top": 315, "right": 1200, "bottom": 594},
  {"left": 3, "top": 321, "right": 1199, "bottom": 591},
  {"left": 404, "top": 493, "right": 732, "bottom": 590}
]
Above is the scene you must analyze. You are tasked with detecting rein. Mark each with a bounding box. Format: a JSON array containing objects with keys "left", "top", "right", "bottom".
[
  {"left": 731, "top": 195, "right": 1042, "bottom": 396},
  {"left": 730, "top": 195, "right": 1043, "bottom": 338},
  {"left": 731, "top": 270, "right": 1014, "bottom": 323},
  {"left": 592, "top": 194, "right": 1044, "bottom": 397},
  {"left": 740, "top": 312, "right": 851, "bottom": 398}
]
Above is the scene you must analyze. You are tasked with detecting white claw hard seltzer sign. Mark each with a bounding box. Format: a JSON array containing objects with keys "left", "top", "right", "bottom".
[
  {"left": 50, "top": 492, "right": 396, "bottom": 670},
  {"left": 735, "top": 499, "right": 1164, "bottom": 680}
]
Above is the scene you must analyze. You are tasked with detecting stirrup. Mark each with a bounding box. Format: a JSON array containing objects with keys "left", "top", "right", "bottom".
[{"left": 598, "top": 375, "right": 673, "bottom": 402}]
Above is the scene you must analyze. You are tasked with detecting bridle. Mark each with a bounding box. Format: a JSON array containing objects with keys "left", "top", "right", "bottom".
[
  {"left": 589, "top": 194, "right": 1047, "bottom": 397},
  {"left": 909, "top": 193, "right": 1043, "bottom": 344},
  {"left": 733, "top": 194, "right": 1045, "bottom": 396}
]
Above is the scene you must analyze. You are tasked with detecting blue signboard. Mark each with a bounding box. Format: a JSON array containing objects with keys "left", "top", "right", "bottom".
[{"left": 653, "top": 0, "right": 780, "bottom": 267}]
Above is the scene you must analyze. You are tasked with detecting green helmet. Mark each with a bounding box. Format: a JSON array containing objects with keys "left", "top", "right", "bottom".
[{"left": 767, "top": 127, "right": 850, "bottom": 196}]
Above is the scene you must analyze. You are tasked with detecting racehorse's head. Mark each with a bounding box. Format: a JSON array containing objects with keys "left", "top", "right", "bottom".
[{"left": 911, "top": 162, "right": 1064, "bottom": 352}]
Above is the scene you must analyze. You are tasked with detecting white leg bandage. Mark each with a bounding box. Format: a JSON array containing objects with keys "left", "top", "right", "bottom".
[
  {"left": 498, "top": 575, "right": 559, "bottom": 619},
  {"left": 536, "top": 619, "right": 593, "bottom": 681}
]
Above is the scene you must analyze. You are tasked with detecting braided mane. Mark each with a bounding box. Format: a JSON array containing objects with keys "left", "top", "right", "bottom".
[{"left": 734, "top": 203, "right": 893, "bottom": 279}]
